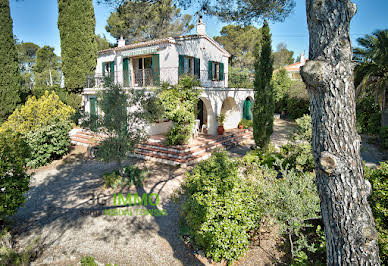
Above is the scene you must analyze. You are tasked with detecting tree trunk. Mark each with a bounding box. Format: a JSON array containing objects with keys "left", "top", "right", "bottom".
[{"left": 301, "top": 1, "right": 380, "bottom": 264}]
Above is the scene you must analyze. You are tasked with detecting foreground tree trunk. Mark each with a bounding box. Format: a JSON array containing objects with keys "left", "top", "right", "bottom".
[{"left": 301, "top": 0, "right": 380, "bottom": 264}]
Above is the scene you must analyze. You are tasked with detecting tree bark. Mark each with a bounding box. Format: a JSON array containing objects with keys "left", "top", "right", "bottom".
[{"left": 301, "top": 0, "right": 380, "bottom": 264}]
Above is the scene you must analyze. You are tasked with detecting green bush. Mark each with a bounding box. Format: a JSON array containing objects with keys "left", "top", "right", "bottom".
[
  {"left": 380, "top": 126, "right": 388, "bottom": 149},
  {"left": 228, "top": 66, "right": 253, "bottom": 88},
  {"left": 159, "top": 76, "right": 201, "bottom": 145},
  {"left": 80, "top": 256, "right": 97, "bottom": 266},
  {"left": 280, "top": 143, "right": 315, "bottom": 173},
  {"left": 356, "top": 94, "right": 381, "bottom": 135},
  {"left": 181, "top": 151, "right": 262, "bottom": 263},
  {"left": 286, "top": 96, "right": 310, "bottom": 119},
  {"left": 0, "top": 131, "right": 30, "bottom": 221},
  {"left": 25, "top": 120, "right": 73, "bottom": 168},
  {"left": 238, "top": 119, "right": 253, "bottom": 129},
  {"left": 293, "top": 114, "right": 312, "bottom": 143},
  {"left": 364, "top": 162, "right": 388, "bottom": 265},
  {"left": 103, "top": 166, "right": 147, "bottom": 189}
]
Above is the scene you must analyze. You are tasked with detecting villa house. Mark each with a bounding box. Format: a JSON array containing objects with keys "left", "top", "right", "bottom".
[
  {"left": 82, "top": 17, "right": 254, "bottom": 136},
  {"left": 284, "top": 53, "right": 307, "bottom": 80}
]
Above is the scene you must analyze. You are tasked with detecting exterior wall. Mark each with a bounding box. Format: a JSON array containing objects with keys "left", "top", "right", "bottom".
[
  {"left": 82, "top": 87, "right": 254, "bottom": 136},
  {"left": 94, "top": 36, "right": 229, "bottom": 88}
]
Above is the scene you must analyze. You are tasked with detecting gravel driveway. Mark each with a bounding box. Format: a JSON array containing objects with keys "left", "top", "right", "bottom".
[{"left": 12, "top": 148, "right": 202, "bottom": 265}]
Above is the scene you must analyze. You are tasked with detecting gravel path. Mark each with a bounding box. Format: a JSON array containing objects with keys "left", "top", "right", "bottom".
[{"left": 13, "top": 148, "right": 201, "bottom": 265}]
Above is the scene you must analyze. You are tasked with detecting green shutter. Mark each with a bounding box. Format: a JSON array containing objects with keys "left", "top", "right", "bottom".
[
  {"left": 152, "top": 54, "right": 160, "bottom": 86},
  {"left": 90, "top": 97, "right": 96, "bottom": 116},
  {"left": 219, "top": 62, "right": 224, "bottom": 81},
  {"left": 102, "top": 62, "right": 105, "bottom": 76},
  {"left": 110, "top": 61, "right": 115, "bottom": 81},
  {"left": 123, "top": 58, "right": 129, "bottom": 87},
  {"left": 194, "top": 58, "right": 200, "bottom": 79},
  {"left": 208, "top": 61, "right": 213, "bottom": 80},
  {"left": 178, "top": 55, "right": 185, "bottom": 77}
]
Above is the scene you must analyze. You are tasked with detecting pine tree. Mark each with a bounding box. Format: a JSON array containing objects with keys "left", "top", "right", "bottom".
[
  {"left": 0, "top": 0, "right": 21, "bottom": 123},
  {"left": 58, "top": 0, "right": 97, "bottom": 92},
  {"left": 252, "top": 21, "right": 274, "bottom": 149}
]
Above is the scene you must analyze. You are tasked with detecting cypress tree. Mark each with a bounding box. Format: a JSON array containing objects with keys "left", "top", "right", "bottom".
[
  {"left": 0, "top": 0, "right": 21, "bottom": 123},
  {"left": 252, "top": 21, "right": 274, "bottom": 149},
  {"left": 57, "top": 0, "right": 97, "bottom": 92}
]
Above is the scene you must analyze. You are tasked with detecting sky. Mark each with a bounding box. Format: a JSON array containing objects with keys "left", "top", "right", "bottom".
[{"left": 9, "top": 0, "right": 388, "bottom": 61}]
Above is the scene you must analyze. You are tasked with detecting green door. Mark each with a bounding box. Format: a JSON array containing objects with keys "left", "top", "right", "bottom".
[
  {"left": 90, "top": 97, "right": 97, "bottom": 116},
  {"left": 243, "top": 98, "right": 252, "bottom": 120}
]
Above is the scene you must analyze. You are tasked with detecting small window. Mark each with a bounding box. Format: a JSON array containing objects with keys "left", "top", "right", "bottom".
[
  {"left": 212, "top": 62, "right": 220, "bottom": 81},
  {"left": 184, "top": 56, "right": 194, "bottom": 75}
]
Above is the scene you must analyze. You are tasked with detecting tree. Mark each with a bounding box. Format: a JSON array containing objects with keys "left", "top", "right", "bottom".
[
  {"left": 33, "top": 46, "right": 62, "bottom": 90},
  {"left": 96, "top": 34, "right": 112, "bottom": 51},
  {"left": 252, "top": 21, "right": 274, "bottom": 149},
  {"left": 58, "top": 0, "right": 97, "bottom": 92},
  {"left": 300, "top": 1, "right": 380, "bottom": 263},
  {"left": 106, "top": 0, "right": 193, "bottom": 43},
  {"left": 354, "top": 29, "right": 388, "bottom": 127},
  {"left": 81, "top": 79, "right": 161, "bottom": 168},
  {"left": 273, "top": 42, "right": 294, "bottom": 69},
  {"left": 0, "top": 0, "right": 21, "bottom": 123},
  {"left": 214, "top": 25, "right": 261, "bottom": 70},
  {"left": 16, "top": 42, "right": 40, "bottom": 100}
]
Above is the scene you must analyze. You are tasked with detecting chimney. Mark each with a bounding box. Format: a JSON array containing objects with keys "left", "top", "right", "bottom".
[
  {"left": 196, "top": 15, "right": 206, "bottom": 35},
  {"left": 300, "top": 52, "right": 306, "bottom": 64},
  {"left": 118, "top": 36, "right": 125, "bottom": 47}
]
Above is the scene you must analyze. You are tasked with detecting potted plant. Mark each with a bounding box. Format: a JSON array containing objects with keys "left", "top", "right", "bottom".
[{"left": 217, "top": 113, "right": 226, "bottom": 135}]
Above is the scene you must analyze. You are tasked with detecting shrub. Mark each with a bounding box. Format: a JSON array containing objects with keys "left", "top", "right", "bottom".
[
  {"left": 159, "top": 76, "right": 202, "bottom": 145},
  {"left": 356, "top": 94, "right": 381, "bottom": 135},
  {"left": 238, "top": 119, "right": 252, "bottom": 129},
  {"left": 103, "top": 166, "right": 147, "bottom": 189},
  {"left": 180, "top": 151, "right": 262, "bottom": 263},
  {"left": 280, "top": 142, "right": 315, "bottom": 173},
  {"left": 293, "top": 114, "right": 312, "bottom": 143},
  {"left": 380, "top": 126, "right": 388, "bottom": 149},
  {"left": 364, "top": 162, "right": 388, "bottom": 265},
  {"left": 228, "top": 66, "right": 253, "bottom": 88},
  {"left": 286, "top": 96, "right": 310, "bottom": 119},
  {"left": 0, "top": 91, "right": 74, "bottom": 134},
  {"left": 24, "top": 120, "right": 73, "bottom": 168},
  {"left": 80, "top": 256, "right": 97, "bottom": 266},
  {"left": 0, "top": 131, "right": 30, "bottom": 221}
]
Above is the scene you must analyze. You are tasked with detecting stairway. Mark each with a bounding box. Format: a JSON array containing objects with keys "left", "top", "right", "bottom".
[{"left": 70, "top": 128, "right": 253, "bottom": 166}]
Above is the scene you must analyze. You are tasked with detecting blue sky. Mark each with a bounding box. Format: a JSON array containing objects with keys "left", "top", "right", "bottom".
[{"left": 10, "top": 0, "right": 388, "bottom": 60}]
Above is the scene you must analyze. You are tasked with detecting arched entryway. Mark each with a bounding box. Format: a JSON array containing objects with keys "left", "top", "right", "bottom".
[
  {"left": 220, "top": 97, "right": 240, "bottom": 129},
  {"left": 197, "top": 97, "right": 214, "bottom": 134},
  {"left": 242, "top": 97, "right": 253, "bottom": 120}
]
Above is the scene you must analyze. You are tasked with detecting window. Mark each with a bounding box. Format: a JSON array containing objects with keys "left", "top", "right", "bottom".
[
  {"left": 134, "top": 56, "right": 153, "bottom": 87},
  {"left": 179, "top": 55, "right": 200, "bottom": 78},
  {"left": 208, "top": 61, "right": 224, "bottom": 81},
  {"left": 102, "top": 61, "right": 115, "bottom": 81}
]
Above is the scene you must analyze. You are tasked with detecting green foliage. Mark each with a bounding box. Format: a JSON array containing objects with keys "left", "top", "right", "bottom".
[
  {"left": 293, "top": 114, "right": 312, "bottom": 143},
  {"left": 25, "top": 120, "right": 72, "bottom": 168},
  {"left": 180, "top": 151, "right": 262, "bottom": 263},
  {"left": 58, "top": 0, "right": 97, "bottom": 92},
  {"left": 228, "top": 66, "right": 253, "bottom": 88},
  {"left": 214, "top": 25, "right": 261, "bottom": 69},
  {"left": 216, "top": 113, "right": 226, "bottom": 126},
  {"left": 280, "top": 143, "right": 314, "bottom": 173},
  {"left": 95, "top": 34, "right": 112, "bottom": 51},
  {"left": 159, "top": 76, "right": 201, "bottom": 145},
  {"left": 106, "top": 0, "right": 193, "bottom": 43},
  {"left": 364, "top": 162, "right": 388, "bottom": 265},
  {"left": 0, "top": 91, "right": 74, "bottom": 167},
  {"left": 80, "top": 256, "right": 97, "bottom": 266},
  {"left": 0, "top": 91, "right": 74, "bottom": 134},
  {"left": 0, "top": 131, "right": 30, "bottom": 221},
  {"left": 381, "top": 126, "right": 388, "bottom": 149},
  {"left": 0, "top": 0, "right": 21, "bottom": 123},
  {"left": 272, "top": 68, "right": 292, "bottom": 112},
  {"left": 356, "top": 93, "right": 381, "bottom": 134},
  {"left": 103, "top": 166, "right": 147, "bottom": 189},
  {"left": 253, "top": 21, "right": 274, "bottom": 149},
  {"left": 33, "top": 46, "right": 61, "bottom": 90},
  {"left": 286, "top": 97, "right": 310, "bottom": 119},
  {"left": 273, "top": 43, "right": 294, "bottom": 70},
  {"left": 82, "top": 79, "right": 161, "bottom": 166},
  {"left": 238, "top": 119, "right": 252, "bottom": 129}
]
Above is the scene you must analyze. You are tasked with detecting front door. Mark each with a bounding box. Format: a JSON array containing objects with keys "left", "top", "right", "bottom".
[{"left": 197, "top": 99, "right": 204, "bottom": 127}]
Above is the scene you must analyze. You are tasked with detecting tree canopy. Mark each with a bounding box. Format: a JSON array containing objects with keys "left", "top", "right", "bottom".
[
  {"left": 273, "top": 42, "right": 294, "bottom": 69},
  {"left": 106, "top": 0, "right": 194, "bottom": 43},
  {"left": 0, "top": 0, "right": 21, "bottom": 123},
  {"left": 96, "top": 34, "right": 112, "bottom": 51},
  {"left": 214, "top": 24, "right": 261, "bottom": 70},
  {"left": 58, "top": 0, "right": 97, "bottom": 92},
  {"left": 33, "top": 46, "right": 62, "bottom": 89}
]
